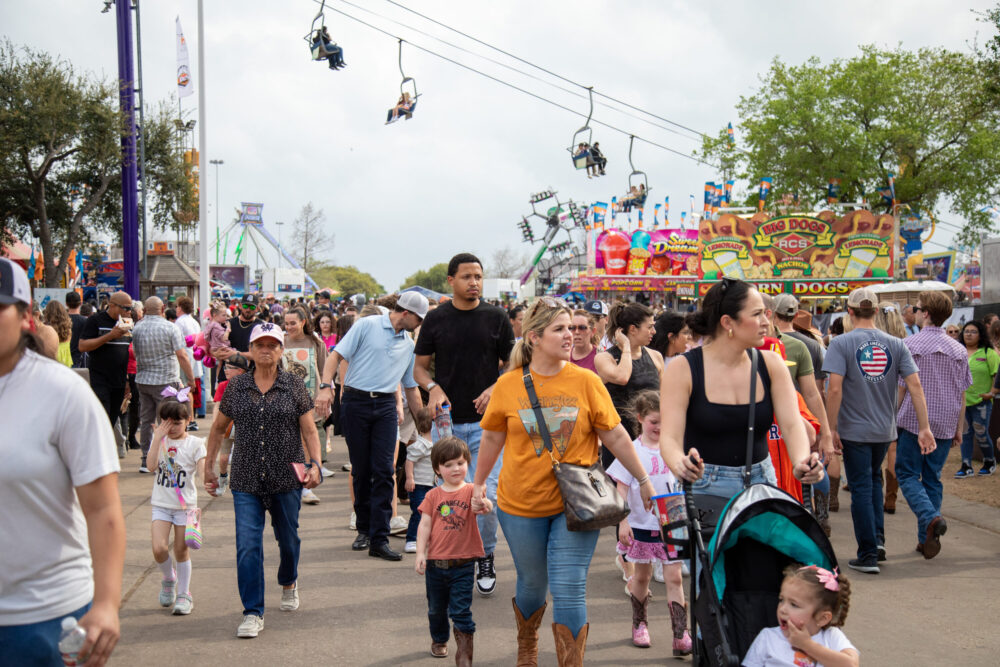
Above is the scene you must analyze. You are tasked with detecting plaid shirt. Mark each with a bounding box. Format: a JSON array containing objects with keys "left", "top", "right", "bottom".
[
  {"left": 897, "top": 325, "right": 971, "bottom": 439},
  {"left": 132, "top": 315, "right": 185, "bottom": 385}
]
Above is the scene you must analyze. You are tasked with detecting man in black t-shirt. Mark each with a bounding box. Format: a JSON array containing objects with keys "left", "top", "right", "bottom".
[
  {"left": 79, "top": 291, "right": 134, "bottom": 425},
  {"left": 228, "top": 293, "right": 264, "bottom": 353},
  {"left": 66, "top": 290, "right": 88, "bottom": 368},
  {"left": 414, "top": 253, "right": 515, "bottom": 597}
]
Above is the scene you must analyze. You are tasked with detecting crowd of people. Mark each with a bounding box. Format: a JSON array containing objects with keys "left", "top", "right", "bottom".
[{"left": 3, "top": 248, "right": 998, "bottom": 665}]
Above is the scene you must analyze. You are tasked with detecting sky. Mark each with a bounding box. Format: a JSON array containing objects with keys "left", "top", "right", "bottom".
[{"left": 3, "top": 0, "right": 995, "bottom": 290}]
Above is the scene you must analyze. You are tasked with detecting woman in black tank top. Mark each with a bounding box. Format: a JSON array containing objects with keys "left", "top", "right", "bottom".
[{"left": 658, "top": 280, "right": 824, "bottom": 504}]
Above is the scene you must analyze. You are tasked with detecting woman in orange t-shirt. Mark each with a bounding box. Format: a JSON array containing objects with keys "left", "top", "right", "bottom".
[{"left": 473, "top": 297, "right": 655, "bottom": 665}]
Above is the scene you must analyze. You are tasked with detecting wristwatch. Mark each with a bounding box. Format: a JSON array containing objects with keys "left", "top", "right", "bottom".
[
  {"left": 425, "top": 382, "right": 438, "bottom": 392},
  {"left": 319, "top": 383, "right": 332, "bottom": 390}
]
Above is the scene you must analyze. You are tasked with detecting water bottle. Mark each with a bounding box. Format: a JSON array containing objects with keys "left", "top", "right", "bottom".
[
  {"left": 58, "top": 616, "right": 87, "bottom": 666},
  {"left": 434, "top": 402, "right": 453, "bottom": 439}
]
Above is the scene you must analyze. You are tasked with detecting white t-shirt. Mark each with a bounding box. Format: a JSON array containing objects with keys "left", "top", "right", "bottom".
[
  {"left": 405, "top": 434, "right": 436, "bottom": 487},
  {"left": 0, "top": 350, "right": 120, "bottom": 625},
  {"left": 606, "top": 437, "right": 678, "bottom": 531},
  {"left": 152, "top": 434, "right": 206, "bottom": 509},
  {"left": 175, "top": 313, "right": 203, "bottom": 378},
  {"left": 742, "top": 626, "right": 857, "bottom": 667}
]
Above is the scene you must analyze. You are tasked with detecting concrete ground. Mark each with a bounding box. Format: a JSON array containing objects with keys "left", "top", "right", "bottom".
[{"left": 110, "top": 424, "right": 1000, "bottom": 666}]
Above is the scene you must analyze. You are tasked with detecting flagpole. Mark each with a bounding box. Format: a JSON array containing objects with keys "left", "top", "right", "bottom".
[{"left": 197, "top": 0, "right": 210, "bottom": 311}]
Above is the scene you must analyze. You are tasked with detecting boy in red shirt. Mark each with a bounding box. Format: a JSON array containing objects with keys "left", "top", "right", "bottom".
[{"left": 415, "top": 436, "right": 492, "bottom": 664}]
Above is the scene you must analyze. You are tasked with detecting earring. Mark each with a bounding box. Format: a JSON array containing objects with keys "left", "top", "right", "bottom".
[{"left": 728, "top": 329, "right": 734, "bottom": 338}]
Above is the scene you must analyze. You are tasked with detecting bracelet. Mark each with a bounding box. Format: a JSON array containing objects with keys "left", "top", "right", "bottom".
[{"left": 636, "top": 475, "right": 651, "bottom": 486}]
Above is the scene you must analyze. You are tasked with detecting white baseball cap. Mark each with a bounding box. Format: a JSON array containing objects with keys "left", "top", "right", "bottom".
[
  {"left": 249, "top": 322, "right": 284, "bottom": 345},
  {"left": 0, "top": 258, "right": 31, "bottom": 306},
  {"left": 397, "top": 291, "right": 429, "bottom": 320}
]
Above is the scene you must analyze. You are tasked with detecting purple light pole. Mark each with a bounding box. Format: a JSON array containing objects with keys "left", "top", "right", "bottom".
[{"left": 116, "top": 0, "right": 140, "bottom": 297}]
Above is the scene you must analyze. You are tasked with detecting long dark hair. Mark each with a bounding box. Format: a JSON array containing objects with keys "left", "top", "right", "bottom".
[
  {"left": 606, "top": 301, "right": 653, "bottom": 341},
  {"left": 687, "top": 278, "right": 754, "bottom": 338},
  {"left": 649, "top": 311, "right": 686, "bottom": 357},
  {"left": 962, "top": 320, "right": 991, "bottom": 351},
  {"left": 286, "top": 306, "right": 324, "bottom": 359}
]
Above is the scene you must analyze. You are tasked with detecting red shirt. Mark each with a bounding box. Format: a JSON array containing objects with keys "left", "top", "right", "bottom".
[{"left": 418, "top": 484, "right": 485, "bottom": 560}]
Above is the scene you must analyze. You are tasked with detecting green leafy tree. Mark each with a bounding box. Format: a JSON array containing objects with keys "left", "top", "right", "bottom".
[
  {"left": 0, "top": 40, "right": 192, "bottom": 286},
  {"left": 400, "top": 262, "right": 450, "bottom": 293},
  {"left": 698, "top": 46, "right": 1000, "bottom": 246},
  {"left": 311, "top": 262, "right": 385, "bottom": 297}
]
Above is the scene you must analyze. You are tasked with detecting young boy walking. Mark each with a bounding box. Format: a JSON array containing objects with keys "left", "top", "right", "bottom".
[{"left": 415, "top": 436, "right": 492, "bottom": 665}]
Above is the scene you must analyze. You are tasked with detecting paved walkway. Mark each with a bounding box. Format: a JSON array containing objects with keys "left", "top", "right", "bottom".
[{"left": 110, "top": 425, "right": 1000, "bottom": 666}]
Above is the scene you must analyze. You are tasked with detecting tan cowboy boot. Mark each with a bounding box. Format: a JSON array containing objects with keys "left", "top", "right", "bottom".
[
  {"left": 551, "top": 622, "right": 588, "bottom": 667},
  {"left": 513, "top": 598, "right": 546, "bottom": 666},
  {"left": 453, "top": 628, "right": 473, "bottom": 667}
]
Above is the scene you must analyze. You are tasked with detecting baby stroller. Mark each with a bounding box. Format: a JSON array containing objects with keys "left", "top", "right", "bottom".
[{"left": 668, "top": 482, "right": 837, "bottom": 666}]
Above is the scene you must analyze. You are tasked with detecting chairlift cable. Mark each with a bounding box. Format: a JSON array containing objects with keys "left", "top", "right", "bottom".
[{"left": 315, "top": 0, "right": 716, "bottom": 167}]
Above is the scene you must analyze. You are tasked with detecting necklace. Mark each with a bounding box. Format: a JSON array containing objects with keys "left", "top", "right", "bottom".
[{"left": 235, "top": 317, "right": 255, "bottom": 329}]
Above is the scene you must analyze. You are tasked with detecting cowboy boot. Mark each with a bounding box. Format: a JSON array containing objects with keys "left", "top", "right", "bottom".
[
  {"left": 629, "top": 592, "right": 651, "bottom": 648},
  {"left": 512, "top": 598, "right": 546, "bottom": 667},
  {"left": 669, "top": 601, "right": 692, "bottom": 656},
  {"left": 813, "top": 489, "right": 831, "bottom": 536},
  {"left": 828, "top": 475, "right": 840, "bottom": 512},
  {"left": 552, "top": 622, "right": 588, "bottom": 667},
  {"left": 884, "top": 470, "right": 898, "bottom": 514},
  {"left": 453, "top": 628, "right": 473, "bottom": 667}
]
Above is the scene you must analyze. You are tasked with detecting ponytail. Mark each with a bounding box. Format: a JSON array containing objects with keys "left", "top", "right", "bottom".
[{"left": 606, "top": 301, "right": 653, "bottom": 341}]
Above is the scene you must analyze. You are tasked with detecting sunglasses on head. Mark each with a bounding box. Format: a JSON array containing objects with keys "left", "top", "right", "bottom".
[{"left": 529, "top": 296, "right": 568, "bottom": 317}]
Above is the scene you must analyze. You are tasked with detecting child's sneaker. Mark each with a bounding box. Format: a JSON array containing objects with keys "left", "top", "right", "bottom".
[
  {"left": 172, "top": 593, "right": 193, "bottom": 615},
  {"left": 404, "top": 541, "right": 417, "bottom": 553},
  {"left": 978, "top": 459, "right": 996, "bottom": 476},
  {"left": 955, "top": 462, "right": 975, "bottom": 479},
  {"left": 159, "top": 578, "right": 177, "bottom": 607}
]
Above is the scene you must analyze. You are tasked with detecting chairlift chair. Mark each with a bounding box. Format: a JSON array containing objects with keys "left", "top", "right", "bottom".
[
  {"left": 627, "top": 134, "right": 649, "bottom": 206},
  {"left": 304, "top": 1, "right": 337, "bottom": 60},
  {"left": 387, "top": 40, "right": 420, "bottom": 123},
  {"left": 567, "top": 87, "right": 595, "bottom": 170}
]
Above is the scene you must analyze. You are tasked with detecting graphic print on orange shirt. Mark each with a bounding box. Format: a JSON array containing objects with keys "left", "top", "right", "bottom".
[
  {"left": 516, "top": 396, "right": 579, "bottom": 456},
  {"left": 437, "top": 499, "right": 470, "bottom": 532}
]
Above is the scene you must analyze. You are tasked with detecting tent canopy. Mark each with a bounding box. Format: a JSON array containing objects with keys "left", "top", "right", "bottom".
[{"left": 400, "top": 284, "right": 450, "bottom": 303}]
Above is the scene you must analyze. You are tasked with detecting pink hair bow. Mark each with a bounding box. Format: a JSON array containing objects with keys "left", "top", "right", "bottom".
[
  {"left": 161, "top": 386, "right": 192, "bottom": 403},
  {"left": 800, "top": 565, "right": 839, "bottom": 592}
]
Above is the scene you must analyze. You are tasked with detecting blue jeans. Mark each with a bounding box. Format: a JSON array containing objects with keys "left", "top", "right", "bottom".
[
  {"left": 341, "top": 393, "right": 398, "bottom": 544},
  {"left": 406, "top": 483, "right": 433, "bottom": 543},
  {"left": 425, "top": 562, "right": 475, "bottom": 643},
  {"left": 690, "top": 458, "right": 778, "bottom": 500},
  {"left": 896, "top": 429, "right": 953, "bottom": 545},
  {"left": 960, "top": 401, "right": 994, "bottom": 463},
  {"left": 233, "top": 490, "right": 301, "bottom": 617},
  {"left": 433, "top": 421, "right": 503, "bottom": 555},
  {"left": 841, "top": 439, "right": 891, "bottom": 561},
  {"left": 0, "top": 602, "right": 91, "bottom": 666},
  {"left": 497, "top": 509, "right": 600, "bottom": 635}
]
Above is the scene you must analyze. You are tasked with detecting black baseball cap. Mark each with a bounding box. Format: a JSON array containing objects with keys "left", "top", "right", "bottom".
[
  {"left": 242, "top": 293, "right": 259, "bottom": 307},
  {"left": 583, "top": 299, "right": 609, "bottom": 317}
]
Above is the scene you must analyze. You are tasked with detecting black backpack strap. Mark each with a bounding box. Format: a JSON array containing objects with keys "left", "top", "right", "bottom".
[
  {"left": 743, "top": 348, "right": 758, "bottom": 488},
  {"left": 523, "top": 367, "right": 555, "bottom": 457}
]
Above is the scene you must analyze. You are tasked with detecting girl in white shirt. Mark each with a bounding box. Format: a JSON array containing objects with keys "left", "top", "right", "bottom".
[
  {"left": 743, "top": 565, "right": 858, "bottom": 667},
  {"left": 607, "top": 390, "right": 691, "bottom": 655},
  {"left": 148, "top": 392, "right": 206, "bottom": 616}
]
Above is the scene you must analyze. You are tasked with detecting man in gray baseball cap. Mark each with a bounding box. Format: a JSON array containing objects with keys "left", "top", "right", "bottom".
[{"left": 0, "top": 257, "right": 31, "bottom": 307}]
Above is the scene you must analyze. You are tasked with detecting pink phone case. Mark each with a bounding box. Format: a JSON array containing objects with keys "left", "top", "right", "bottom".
[{"left": 289, "top": 462, "right": 308, "bottom": 485}]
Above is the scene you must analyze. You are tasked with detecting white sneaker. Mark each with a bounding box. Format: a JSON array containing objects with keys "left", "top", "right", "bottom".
[
  {"left": 302, "top": 489, "right": 320, "bottom": 505},
  {"left": 237, "top": 614, "right": 264, "bottom": 638},
  {"left": 404, "top": 541, "right": 417, "bottom": 553},
  {"left": 389, "top": 515, "right": 407, "bottom": 536},
  {"left": 349, "top": 511, "right": 357, "bottom": 530},
  {"left": 320, "top": 467, "right": 335, "bottom": 478},
  {"left": 172, "top": 593, "right": 193, "bottom": 615},
  {"left": 215, "top": 473, "right": 229, "bottom": 496},
  {"left": 681, "top": 561, "right": 690, "bottom": 577},
  {"left": 653, "top": 560, "right": 665, "bottom": 583},
  {"left": 280, "top": 585, "right": 299, "bottom": 611},
  {"left": 159, "top": 577, "right": 177, "bottom": 607}
]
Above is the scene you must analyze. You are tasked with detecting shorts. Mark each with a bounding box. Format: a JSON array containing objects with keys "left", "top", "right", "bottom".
[
  {"left": 398, "top": 408, "right": 416, "bottom": 444},
  {"left": 152, "top": 506, "right": 189, "bottom": 526},
  {"left": 616, "top": 527, "right": 673, "bottom": 564}
]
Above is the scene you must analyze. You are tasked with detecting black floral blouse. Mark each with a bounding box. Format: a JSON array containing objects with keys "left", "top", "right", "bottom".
[{"left": 220, "top": 366, "right": 314, "bottom": 497}]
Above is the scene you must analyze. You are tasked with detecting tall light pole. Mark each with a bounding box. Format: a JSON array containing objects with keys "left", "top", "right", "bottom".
[
  {"left": 196, "top": 0, "right": 209, "bottom": 312},
  {"left": 210, "top": 159, "right": 223, "bottom": 264},
  {"left": 275, "top": 221, "right": 284, "bottom": 268}
]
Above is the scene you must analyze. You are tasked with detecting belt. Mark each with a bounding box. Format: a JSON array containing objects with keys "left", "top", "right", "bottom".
[
  {"left": 343, "top": 386, "right": 394, "bottom": 399},
  {"left": 428, "top": 558, "right": 476, "bottom": 570}
]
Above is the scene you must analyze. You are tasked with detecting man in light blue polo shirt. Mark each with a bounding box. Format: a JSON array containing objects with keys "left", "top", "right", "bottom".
[{"left": 316, "top": 292, "right": 427, "bottom": 561}]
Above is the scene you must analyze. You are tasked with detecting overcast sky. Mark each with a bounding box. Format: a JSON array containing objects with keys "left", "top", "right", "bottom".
[{"left": 4, "top": 0, "right": 994, "bottom": 289}]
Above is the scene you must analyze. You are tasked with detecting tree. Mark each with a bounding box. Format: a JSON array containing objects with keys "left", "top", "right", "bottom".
[
  {"left": 0, "top": 40, "right": 192, "bottom": 286},
  {"left": 979, "top": 4, "right": 1000, "bottom": 101},
  {"left": 290, "top": 202, "right": 334, "bottom": 273},
  {"left": 486, "top": 246, "right": 529, "bottom": 278},
  {"left": 400, "top": 263, "right": 451, "bottom": 293},
  {"left": 310, "top": 262, "right": 384, "bottom": 297},
  {"left": 698, "top": 46, "right": 1000, "bottom": 246}
]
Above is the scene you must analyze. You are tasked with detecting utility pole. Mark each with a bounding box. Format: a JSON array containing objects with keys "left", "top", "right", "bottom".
[
  {"left": 114, "top": 0, "right": 139, "bottom": 297},
  {"left": 210, "top": 159, "right": 223, "bottom": 264},
  {"left": 197, "top": 0, "right": 209, "bottom": 311},
  {"left": 276, "top": 221, "right": 284, "bottom": 268}
]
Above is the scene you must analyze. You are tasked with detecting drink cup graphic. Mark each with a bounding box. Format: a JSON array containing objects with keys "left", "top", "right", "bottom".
[
  {"left": 842, "top": 248, "right": 877, "bottom": 278},
  {"left": 652, "top": 492, "right": 688, "bottom": 560},
  {"left": 599, "top": 233, "right": 631, "bottom": 275},
  {"left": 714, "top": 251, "right": 746, "bottom": 278}
]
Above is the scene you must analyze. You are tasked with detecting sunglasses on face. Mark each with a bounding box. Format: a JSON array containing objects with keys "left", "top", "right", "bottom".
[
  {"left": 568, "top": 325, "right": 590, "bottom": 331},
  {"left": 241, "top": 304, "right": 257, "bottom": 310}
]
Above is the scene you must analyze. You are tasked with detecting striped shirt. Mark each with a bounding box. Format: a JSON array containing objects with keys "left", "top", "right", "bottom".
[
  {"left": 132, "top": 315, "right": 185, "bottom": 385},
  {"left": 897, "top": 325, "right": 971, "bottom": 440}
]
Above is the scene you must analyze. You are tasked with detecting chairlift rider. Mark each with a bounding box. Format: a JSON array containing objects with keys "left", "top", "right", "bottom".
[
  {"left": 386, "top": 92, "right": 416, "bottom": 124},
  {"left": 312, "top": 26, "right": 346, "bottom": 70}
]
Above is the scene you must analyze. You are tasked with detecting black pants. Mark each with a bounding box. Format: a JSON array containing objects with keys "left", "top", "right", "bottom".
[
  {"left": 126, "top": 374, "right": 140, "bottom": 448},
  {"left": 90, "top": 381, "right": 126, "bottom": 429},
  {"left": 340, "top": 392, "right": 397, "bottom": 545}
]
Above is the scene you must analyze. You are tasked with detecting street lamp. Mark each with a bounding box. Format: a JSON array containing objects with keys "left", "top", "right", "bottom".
[
  {"left": 210, "top": 159, "right": 223, "bottom": 264},
  {"left": 275, "top": 221, "right": 284, "bottom": 269}
]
